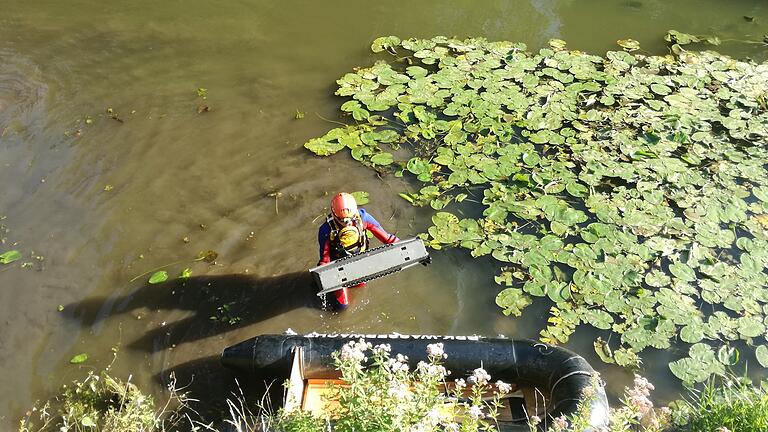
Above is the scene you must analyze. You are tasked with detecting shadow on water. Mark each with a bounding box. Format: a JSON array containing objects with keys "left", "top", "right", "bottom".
[
  {"left": 68, "top": 271, "right": 321, "bottom": 353},
  {"left": 66, "top": 272, "right": 321, "bottom": 421}
]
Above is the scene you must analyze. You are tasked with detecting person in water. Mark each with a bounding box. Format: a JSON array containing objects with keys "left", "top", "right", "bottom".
[{"left": 317, "top": 192, "right": 399, "bottom": 309}]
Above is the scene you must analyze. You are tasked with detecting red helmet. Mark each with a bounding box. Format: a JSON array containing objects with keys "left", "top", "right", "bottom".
[{"left": 331, "top": 192, "right": 358, "bottom": 222}]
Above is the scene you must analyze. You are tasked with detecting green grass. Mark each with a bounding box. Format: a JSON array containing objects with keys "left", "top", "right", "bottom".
[{"left": 674, "top": 377, "right": 768, "bottom": 432}]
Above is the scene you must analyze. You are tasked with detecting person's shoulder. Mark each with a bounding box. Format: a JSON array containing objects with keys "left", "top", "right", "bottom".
[
  {"left": 359, "top": 208, "right": 373, "bottom": 219},
  {"left": 358, "top": 208, "right": 380, "bottom": 225},
  {"left": 318, "top": 220, "right": 331, "bottom": 234}
]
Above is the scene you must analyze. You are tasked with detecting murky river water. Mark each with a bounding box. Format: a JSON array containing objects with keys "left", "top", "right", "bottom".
[{"left": 1, "top": 0, "right": 767, "bottom": 427}]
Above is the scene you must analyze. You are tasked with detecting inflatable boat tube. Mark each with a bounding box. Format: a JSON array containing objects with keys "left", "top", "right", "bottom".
[{"left": 221, "top": 334, "right": 610, "bottom": 429}]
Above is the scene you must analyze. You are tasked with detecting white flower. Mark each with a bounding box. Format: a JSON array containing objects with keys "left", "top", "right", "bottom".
[
  {"left": 529, "top": 415, "right": 541, "bottom": 426},
  {"left": 454, "top": 378, "right": 466, "bottom": 391},
  {"left": 418, "top": 361, "right": 447, "bottom": 378},
  {"left": 495, "top": 380, "right": 513, "bottom": 394},
  {"left": 716, "top": 427, "right": 731, "bottom": 432},
  {"left": 467, "top": 367, "right": 491, "bottom": 385},
  {"left": 339, "top": 339, "right": 370, "bottom": 363},
  {"left": 425, "top": 407, "right": 443, "bottom": 426},
  {"left": 373, "top": 343, "right": 391, "bottom": 355},
  {"left": 468, "top": 405, "right": 484, "bottom": 419},
  {"left": 444, "top": 423, "right": 460, "bottom": 432},
  {"left": 387, "top": 382, "right": 410, "bottom": 400},
  {"left": 426, "top": 342, "right": 446, "bottom": 358},
  {"left": 552, "top": 415, "right": 568, "bottom": 430}
]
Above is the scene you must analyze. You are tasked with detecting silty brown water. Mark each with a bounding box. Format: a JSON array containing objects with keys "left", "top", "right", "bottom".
[{"left": 1, "top": 0, "right": 767, "bottom": 426}]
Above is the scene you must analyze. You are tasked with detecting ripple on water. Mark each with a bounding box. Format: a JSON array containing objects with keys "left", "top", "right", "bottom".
[{"left": 0, "top": 50, "right": 48, "bottom": 132}]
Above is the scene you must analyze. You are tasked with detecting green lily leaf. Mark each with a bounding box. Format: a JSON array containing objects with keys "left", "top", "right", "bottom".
[
  {"left": 617, "top": 39, "right": 640, "bottom": 51},
  {"left": 70, "top": 353, "right": 88, "bottom": 364},
  {"left": 496, "top": 288, "right": 532, "bottom": 316},
  {"left": 148, "top": 271, "right": 169, "bottom": 284},
  {"left": 304, "top": 137, "right": 345, "bottom": 156},
  {"left": 756, "top": 345, "right": 768, "bottom": 368},
  {"left": 370, "top": 152, "right": 394, "bottom": 165},
  {"left": 371, "top": 36, "right": 401, "bottom": 53},
  {"left": 303, "top": 35, "right": 768, "bottom": 380},
  {"left": 669, "top": 262, "right": 696, "bottom": 282},
  {"left": 717, "top": 345, "right": 739, "bottom": 366},
  {"left": 669, "top": 343, "right": 723, "bottom": 384},
  {"left": 0, "top": 250, "right": 21, "bottom": 264},
  {"left": 350, "top": 191, "right": 370, "bottom": 205}
]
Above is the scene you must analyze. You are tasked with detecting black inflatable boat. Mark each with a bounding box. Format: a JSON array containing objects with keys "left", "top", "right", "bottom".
[{"left": 221, "top": 333, "right": 609, "bottom": 430}]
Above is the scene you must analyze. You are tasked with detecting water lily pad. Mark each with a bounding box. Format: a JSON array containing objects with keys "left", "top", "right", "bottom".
[
  {"left": 756, "top": 345, "right": 768, "bottom": 368},
  {"left": 617, "top": 39, "right": 640, "bottom": 51},
  {"left": 304, "top": 137, "right": 345, "bottom": 156},
  {"left": 370, "top": 152, "right": 394, "bottom": 165},
  {"left": 0, "top": 250, "right": 21, "bottom": 264},
  {"left": 680, "top": 324, "right": 705, "bottom": 344},
  {"left": 669, "top": 262, "right": 696, "bottom": 282},
  {"left": 371, "top": 36, "right": 401, "bottom": 53},
  {"left": 737, "top": 316, "right": 765, "bottom": 338},
  {"left": 70, "top": 353, "right": 88, "bottom": 364},
  {"left": 351, "top": 191, "right": 370, "bottom": 205},
  {"left": 665, "top": 30, "right": 700, "bottom": 46},
  {"left": 148, "top": 271, "right": 168, "bottom": 284},
  {"left": 717, "top": 345, "right": 739, "bottom": 366},
  {"left": 304, "top": 34, "right": 768, "bottom": 382},
  {"left": 496, "top": 288, "right": 532, "bottom": 316},
  {"left": 669, "top": 343, "right": 723, "bottom": 384},
  {"left": 406, "top": 157, "right": 431, "bottom": 175}
]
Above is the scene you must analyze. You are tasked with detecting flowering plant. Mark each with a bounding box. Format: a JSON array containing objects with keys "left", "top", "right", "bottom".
[
  {"left": 278, "top": 340, "right": 513, "bottom": 432},
  {"left": 530, "top": 374, "right": 672, "bottom": 432}
]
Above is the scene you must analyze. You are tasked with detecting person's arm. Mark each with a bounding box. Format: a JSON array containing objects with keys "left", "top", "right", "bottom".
[
  {"left": 368, "top": 224, "right": 399, "bottom": 244},
  {"left": 317, "top": 224, "right": 332, "bottom": 265},
  {"left": 360, "top": 210, "right": 399, "bottom": 244}
]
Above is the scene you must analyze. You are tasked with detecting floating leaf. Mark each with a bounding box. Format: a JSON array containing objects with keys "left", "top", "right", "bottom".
[
  {"left": 70, "top": 353, "right": 88, "bottom": 364},
  {"left": 669, "top": 262, "right": 696, "bottom": 282},
  {"left": 737, "top": 316, "right": 765, "bottom": 338},
  {"left": 148, "top": 271, "right": 169, "bottom": 284},
  {"left": 548, "top": 39, "right": 567, "bottom": 51},
  {"left": 717, "top": 345, "right": 739, "bottom": 366},
  {"left": 370, "top": 152, "right": 394, "bottom": 166},
  {"left": 407, "top": 157, "right": 431, "bottom": 176},
  {"left": 594, "top": 337, "right": 614, "bottom": 364},
  {"left": 350, "top": 191, "right": 370, "bottom": 205},
  {"left": 304, "top": 34, "right": 768, "bottom": 382},
  {"left": 496, "top": 288, "right": 532, "bottom": 316},
  {"left": 756, "top": 345, "right": 768, "bottom": 368},
  {"left": 304, "top": 137, "right": 345, "bottom": 156},
  {"left": 617, "top": 39, "right": 640, "bottom": 51},
  {"left": 371, "top": 36, "right": 401, "bottom": 53},
  {"left": 0, "top": 250, "right": 21, "bottom": 264},
  {"left": 669, "top": 343, "right": 723, "bottom": 384},
  {"left": 665, "top": 30, "right": 700, "bottom": 46}
]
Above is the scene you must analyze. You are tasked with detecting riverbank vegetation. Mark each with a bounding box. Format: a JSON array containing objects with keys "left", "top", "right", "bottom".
[
  {"left": 19, "top": 343, "right": 768, "bottom": 431},
  {"left": 304, "top": 33, "right": 768, "bottom": 384},
  {"left": 18, "top": 370, "right": 187, "bottom": 432}
]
